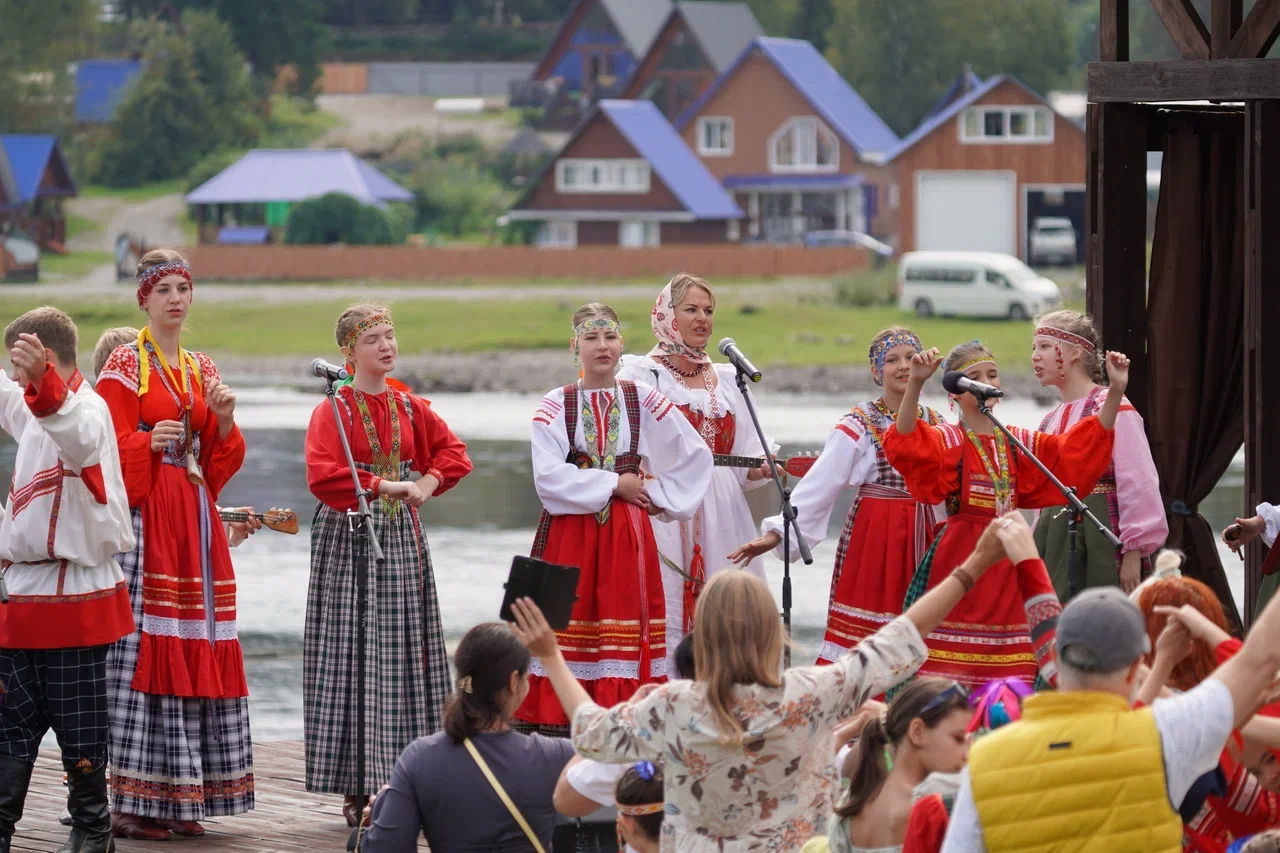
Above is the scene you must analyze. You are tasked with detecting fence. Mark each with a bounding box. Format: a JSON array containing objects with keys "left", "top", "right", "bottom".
[
  {"left": 366, "top": 62, "right": 535, "bottom": 97},
  {"left": 183, "top": 245, "right": 869, "bottom": 282}
]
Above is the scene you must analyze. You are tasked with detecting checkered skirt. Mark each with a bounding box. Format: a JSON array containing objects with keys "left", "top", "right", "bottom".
[
  {"left": 303, "top": 460, "right": 451, "bottom": 795},
  {"left": 107, "top": 509, "right": 255, "bottom": 820}
]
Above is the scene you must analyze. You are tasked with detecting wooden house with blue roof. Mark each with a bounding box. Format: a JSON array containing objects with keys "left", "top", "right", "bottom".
[
  {"left": 507, "top": 99, "right": 742, "bottom": 248},
  {"left": 672, "top": 37, "right": 900, "bottom": 243},
  {"left": 0, "top": 135, "right": 78, "bottom": 251}
]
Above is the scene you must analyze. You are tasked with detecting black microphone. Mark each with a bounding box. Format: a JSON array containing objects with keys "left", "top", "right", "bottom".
[
  {"left": 942, "top": 370, "right": 1004, "bottom": 399},
  {"left": 310, "top": 358, "right": 349, "bottom": 382},
  {"left": 718, "top": 338, "right": 762, "bottom": 383}
]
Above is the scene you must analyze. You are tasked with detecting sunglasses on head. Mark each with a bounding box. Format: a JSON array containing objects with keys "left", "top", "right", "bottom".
[{"left": 918, "top": 682, "right": 969, "bottom": 718}]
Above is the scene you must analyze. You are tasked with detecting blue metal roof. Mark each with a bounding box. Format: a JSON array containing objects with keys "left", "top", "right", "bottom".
[
  {"left": 722, "top": 173, "right": 863, "bottom": 191},
  {"left": 675, "top": 37, "right": 899, "bottom": 157},
  {"left": 75, "top": 59, "right": 142, "bottom": 123},
  {"left": 216, "top": 226, "right": 270, "bottom": 245},
  {"left": 598, "top": 100, "right": 742, "bottom": 219},
  {"left": 883, "top": 75, "right": 1072, "bottom": 163},
  {"left": 919, "top": 69, "right": 985, "bottom": 125},
  {"left": 0, "top": 135, "right": 76, "bottom": 204},
  {"left": 185, "top": 149, "right": 414, "bottom": 206}
]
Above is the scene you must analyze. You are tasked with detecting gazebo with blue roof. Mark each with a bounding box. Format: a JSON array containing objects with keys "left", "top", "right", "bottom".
[
  {"left": 184, "top": 149, "right": 414, "bottom": 244},
  {"left": 0, "top": 135, "right": 78, "bottom": 250}
]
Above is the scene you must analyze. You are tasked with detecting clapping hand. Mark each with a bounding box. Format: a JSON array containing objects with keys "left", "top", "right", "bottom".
[
  {"left": 992, "top": 512, "right": 1039, "bottom": 564},
  {"left": 206, "top": 381, "right": 237, "bottom": 423},
  {"left": 9, "top": 333, "right": 48, "bottom": 383},
  {"left": 1153, "top": 615, "right": 1194, "bottom": 667},
  {"left": 1154, "top": 603, "right": 1231, "bottom": 647},
  {"left": 1105, "top": 351, "right": 1131, "bottom": 393}
]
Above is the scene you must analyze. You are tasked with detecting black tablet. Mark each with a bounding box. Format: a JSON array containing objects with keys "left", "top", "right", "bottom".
[{"left": 499, "top": 556, "right": 580, "bottom": 631}]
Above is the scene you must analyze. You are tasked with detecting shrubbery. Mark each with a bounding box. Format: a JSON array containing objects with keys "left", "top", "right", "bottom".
[{"left": 284, "top": 192, "right": 399, "bottom": 245}]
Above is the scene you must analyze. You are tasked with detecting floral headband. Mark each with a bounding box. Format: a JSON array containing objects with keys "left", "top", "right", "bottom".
[
  {"left": 1034, "top": 326, "right": 1096, "bottom": 353},
  {"left": 868, "top": 331, "right": 922, "bottom": 386},
  {"left": 572, "top": 317, "right": 621, "bottom": 364},
  {"left": 342, "top": 313, "right": 393, "bottom": 351},
  {"left": 135, "top": 260, "right": 192, "bottom": 309}
]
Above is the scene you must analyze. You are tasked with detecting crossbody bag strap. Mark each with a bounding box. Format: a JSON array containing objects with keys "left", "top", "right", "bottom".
[{"left": 462, "top": 738, "right": 546, "bottom": 853}]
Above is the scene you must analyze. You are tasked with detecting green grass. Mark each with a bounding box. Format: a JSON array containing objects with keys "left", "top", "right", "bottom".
[
  {"left": 0, "top": 288, "right": 1080, "bottom": 371},
  {"left": 37, "top": 251, "right": 114, "bottom": 278},
  {"left": 260, "top": 95, "right": 344, "bottom": 147},
  {"left": 65, "top": 212, "right": 102, "bottom": 241},
  {"left": 80, "top": 179, "right": 184, "bottom": 203}
]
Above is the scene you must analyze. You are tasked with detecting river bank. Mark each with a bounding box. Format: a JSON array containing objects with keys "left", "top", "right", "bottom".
[{"left": 208, "top": 348, "right": 1060, "bottom": 401}]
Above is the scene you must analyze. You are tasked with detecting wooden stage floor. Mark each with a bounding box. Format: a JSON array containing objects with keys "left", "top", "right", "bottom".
[{"left": 15, "top": 741, "right": 428, "bottom": 851}]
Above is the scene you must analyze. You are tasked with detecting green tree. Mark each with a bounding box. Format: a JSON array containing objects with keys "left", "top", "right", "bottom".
[
  {"left": 792, "top": 0, "right": 835, "bottom": 52},
  {"left": 285, "top": 192, "right": 398, "bottom": 244},
  {"left": 204, "top": 0, "right": 330, "bottom": 92},
  {"left": 95, "top": 45, "right": 218, "bottom": 186},
  {"left": 0, "top": 0, "right": 97, "bottom": 131},
  {"left": 183, "top": 9, "right": 261, "bottom": 146}
]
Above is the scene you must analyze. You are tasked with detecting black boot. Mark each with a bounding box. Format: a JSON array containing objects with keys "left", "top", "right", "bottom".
[
  {"left": 57, "top": 757, "right": 112, "bottom": 853},
  {"left": 0, "top": 754, "right": 34, "bottom": 853}
]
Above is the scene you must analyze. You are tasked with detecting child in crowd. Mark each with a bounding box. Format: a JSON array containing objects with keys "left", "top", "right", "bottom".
[{"left": 615, "top": 762, "right": 664, "bottom": 853}]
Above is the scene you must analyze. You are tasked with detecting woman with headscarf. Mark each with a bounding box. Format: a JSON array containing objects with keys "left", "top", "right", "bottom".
[{"left": 617, "top": 274, "right": 777, "bottom": 663}]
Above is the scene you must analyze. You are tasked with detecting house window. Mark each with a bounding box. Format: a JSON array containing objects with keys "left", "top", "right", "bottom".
[
  {"left": 556, "top": 159, "right": 651, "bottom": 193},
  {"left": 537, "top": 221, "right": 577, "bottom": 248},
  {"left": 619, "top": 220, "right": 660, "bottom": 247},
  {"left": 727, "top": 219, "right": 740, "bottom": 241},
  {"left": 959, "top": 106, "right": 1054, "bottom": 144},
  {"left": 769, "top": 117, "right": 839, "bottom": 173},
  {"left": 697, "top": 117, "right": 734, "bottom": 156},
  {"left": 888, "top": 182, "right": 900, "bottom": 210}
]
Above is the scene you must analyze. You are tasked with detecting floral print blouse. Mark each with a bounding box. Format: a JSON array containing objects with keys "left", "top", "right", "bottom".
[{"left": 570, "top": 617, "right": 928, "bottom": 852}]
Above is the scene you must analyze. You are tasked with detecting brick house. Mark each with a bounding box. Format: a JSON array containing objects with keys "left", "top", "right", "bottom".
[
  {"left": 619, "top": 2, "right": 763, "bottom": 120},
  {"left": 875, "top": 74, "right": 1086, "bottom": 261},
  {"left": 526, "top": 0, "right": 671, "bottom": 127},
  {"left": 672, "top": 37, "right": 900, "bottom": 244},
  {"left": 507, "top": 99, "right": 742, "bottom": 248}
]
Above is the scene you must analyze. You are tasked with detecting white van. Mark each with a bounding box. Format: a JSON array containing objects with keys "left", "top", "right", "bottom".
[{"left": 897, "top": 251, "right": 1062, "bottom": 320}]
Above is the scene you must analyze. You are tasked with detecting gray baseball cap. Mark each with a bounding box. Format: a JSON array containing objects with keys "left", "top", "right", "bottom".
[{"left": 1056, "top": 587, "right": 1152, "bottom": 673}]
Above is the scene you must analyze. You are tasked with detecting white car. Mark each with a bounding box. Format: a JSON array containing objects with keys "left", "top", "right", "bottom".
[
  {"left": 897, "top": 251, "right": 1061, "bottom": 320},
  {"left": 1029, "top": 217, "right": 1078, "bottom": 266}
]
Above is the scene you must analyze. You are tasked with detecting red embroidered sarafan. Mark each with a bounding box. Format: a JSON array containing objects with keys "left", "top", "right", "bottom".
[{"left": 96, "top": 342, "right": 247, "bottom": 699}]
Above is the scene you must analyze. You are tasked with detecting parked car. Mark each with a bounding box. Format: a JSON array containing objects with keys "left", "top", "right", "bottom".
[
  {"left": 897, "top": 251, "right": 1061, "bottom": 320},
  {"left": 803, "top": 230, "right": 895, "bottom": 257},
  {"left": 1028, "top": 216, "right": 1078, "bottom": 266}
]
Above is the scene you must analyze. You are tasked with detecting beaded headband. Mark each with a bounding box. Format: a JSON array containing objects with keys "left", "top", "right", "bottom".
[
  {"left": 135, "top": 260, "right": 193, "bottom": 308},
  {"left": 955, "top": 356, "right": 996, "bottom": 373},
  {"left": 618, "top": 803, "right": 664, "bottom": 816},
  {"left": 1034, "top": 325, "right": 1096, "bottom": 353},
  {"left": 342, "top": 313, "right": 393, "bottom": 351},
  {"left": 868, "top": 331, "right": 922, "bottom": 386},
  {"left": 573, "top": 317, "right": 621, "bottom": 338}
]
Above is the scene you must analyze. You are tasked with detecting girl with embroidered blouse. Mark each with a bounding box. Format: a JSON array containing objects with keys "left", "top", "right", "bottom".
[
  {"left": 616, "top": 274, "right": 777, "bottom": 669},
  {"left": 731, "top": 327, "right": 946, "bottom": 666},
  {"left": 303, "top": 302, "right": 473, "bottom": 826},
  {"left": 884, "top": 340, "right": 1128, "bottom": 689},
  {"left": 1030, "top": 310, "right": 1166, "bottom": 597},
  {"left": 516, "top": 303, "right": 712, "bottom": 734},
  {"left": 95, "top": 249, "right": 252, "bottom": 840},
  {"left": 509, "top": 512, "right": 1035, "bottom": 852}
]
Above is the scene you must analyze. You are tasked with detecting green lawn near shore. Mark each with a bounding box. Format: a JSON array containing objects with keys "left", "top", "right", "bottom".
[
  {"left": 0, "top": 290, "right": 1072, "bottom": 371},
  {"left": 36, "top": 251, "right": 115, "bottom": 278}
]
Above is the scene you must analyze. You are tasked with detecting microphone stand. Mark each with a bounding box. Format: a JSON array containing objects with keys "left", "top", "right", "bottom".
[
  {"left": 735, "top": 370, "right": 812, "bottom": 668},
  {"left": 324, "top": 377, "right": 385, "bottom": 853},
  {"left": 975, "top": 397, "right": 1119, "bottom": 601}
]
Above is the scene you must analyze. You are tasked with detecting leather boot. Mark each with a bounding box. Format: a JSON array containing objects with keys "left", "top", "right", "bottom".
[
  {"left": 57, "top": 757, "right": 112, "bottom": 853},
  {"left": 0, "top": 755, "right": 34, "bottom": 853}
]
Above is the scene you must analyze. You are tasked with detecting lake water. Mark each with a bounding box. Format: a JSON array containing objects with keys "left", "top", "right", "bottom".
[{"left": 1, "top": 390, "right": 1249, "bottom": 741}]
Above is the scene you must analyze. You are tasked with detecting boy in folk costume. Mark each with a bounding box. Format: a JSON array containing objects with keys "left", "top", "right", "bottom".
[{"left": 0, "top": 309, "right": 135, "bottom": 853}]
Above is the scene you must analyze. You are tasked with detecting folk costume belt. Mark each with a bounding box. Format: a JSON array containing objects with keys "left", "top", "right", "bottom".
[{"left": 858, "top": 483, "right": 936, "bottom": 569}]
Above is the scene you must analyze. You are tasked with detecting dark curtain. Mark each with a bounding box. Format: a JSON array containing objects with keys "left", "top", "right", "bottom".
[{"left": 1146, "top": 110, "right": 1245, "bottom": 630}]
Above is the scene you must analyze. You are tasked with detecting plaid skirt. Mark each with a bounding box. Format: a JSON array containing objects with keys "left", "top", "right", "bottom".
[
  {"left": 303, "top": 462, "right": 452, "bottom": 795},
  {"left": 107, "top": 509, "right": 255, "bottom": 820}
]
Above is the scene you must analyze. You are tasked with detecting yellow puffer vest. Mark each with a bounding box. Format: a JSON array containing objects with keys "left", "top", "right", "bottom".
[{"left": 968, "top": 690, "right": 1182, "bottom": 853}]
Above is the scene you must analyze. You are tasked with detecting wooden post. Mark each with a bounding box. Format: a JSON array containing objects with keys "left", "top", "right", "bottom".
[
  {"left": 1086, "top": 102, "right": 1150, "bottom": 415},
  {"left": 1100, "top": 0, "right": 1130, "bottom": 61},
  {"left": 1243, "top": 99, "right": 1280, "bottom": 623},
  {"left": 1212, "top": 0, "right": 1243, "bottom": 57}
]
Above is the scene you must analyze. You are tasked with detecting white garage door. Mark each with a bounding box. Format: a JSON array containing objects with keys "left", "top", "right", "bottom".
[{"left": 916, "top": 171, "right": 1017, "bottom": 255}]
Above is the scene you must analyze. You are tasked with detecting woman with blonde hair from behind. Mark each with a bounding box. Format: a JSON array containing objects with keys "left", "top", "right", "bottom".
[{"left": 510, "top": 509, "right": 1044, "bottom": 851}]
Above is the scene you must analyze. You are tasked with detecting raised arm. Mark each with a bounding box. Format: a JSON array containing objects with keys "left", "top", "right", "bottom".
[
  {"left": 895, "top": 348, "right": 942, "bottom": 435},
  {"left": 1095, "top": 352, "right": 1131, "bottom": 431},
  {"left": 1189, "top": 588, "right": 1280, "bottom": 729}
]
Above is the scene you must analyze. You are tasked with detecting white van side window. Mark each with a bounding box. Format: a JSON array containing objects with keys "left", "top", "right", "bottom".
[
  {"left": 985, "top": 270, "right": 1012, "bottom": 289},
  {"left": 904, "top": 266, "right": 976, "bottom": 284}
]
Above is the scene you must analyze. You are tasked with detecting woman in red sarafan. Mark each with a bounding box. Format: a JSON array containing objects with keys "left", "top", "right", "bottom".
[
  {"left": 95, "top": 249, "right": 252, "bottom": 840},
  {"left": 516, "top": 302, "right": 712, "bottom": 734},
  {"left": 883, "top": 339, "right": 1128, "bottom": 689},
  {"left": 303, "top": 301, "right": 473, "bottom": 826}
]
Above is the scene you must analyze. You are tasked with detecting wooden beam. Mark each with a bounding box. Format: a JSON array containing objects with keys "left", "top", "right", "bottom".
[
  {"left": 1086, "top": 102, "right": 1150, "bottom": 417},
  {"left": 1229, "top": 0, "right": 1280, "bottom": 58},
  {"left": 1088, "top": 59, "right": 1280, "bottom": 102},
  {"left": 1149, "top": 0, "right": 1212, "bottom": 59},
  {"left": 1101, "top": 0, "right": 1131, "bottom": 61},
  {"left": 1213, "top": 0, "right": 1244, "bottom": 57},
  {"left": 1243, "top": 99, "right": 1280, "bottom": 623}
]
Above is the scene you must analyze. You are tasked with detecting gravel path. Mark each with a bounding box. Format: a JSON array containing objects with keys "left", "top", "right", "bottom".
[{"left": 314, "top": 94, "right": 567, "bottom": 151}]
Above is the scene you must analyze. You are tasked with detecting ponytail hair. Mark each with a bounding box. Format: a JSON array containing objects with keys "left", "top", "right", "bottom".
[
  {"left": 441, "top": 623, "right": 531, "bottom": 744},
  {"left": 836, "top": 678, "right": 969, "bottom": 819}
]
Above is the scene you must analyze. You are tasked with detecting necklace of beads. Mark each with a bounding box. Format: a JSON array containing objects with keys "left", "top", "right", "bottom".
[
  {"left": 663, "top": 359, "right": 721, "bottom": 449},
  {"left": 964, "top": 425, "right": 1012, "bottom": 515}
]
